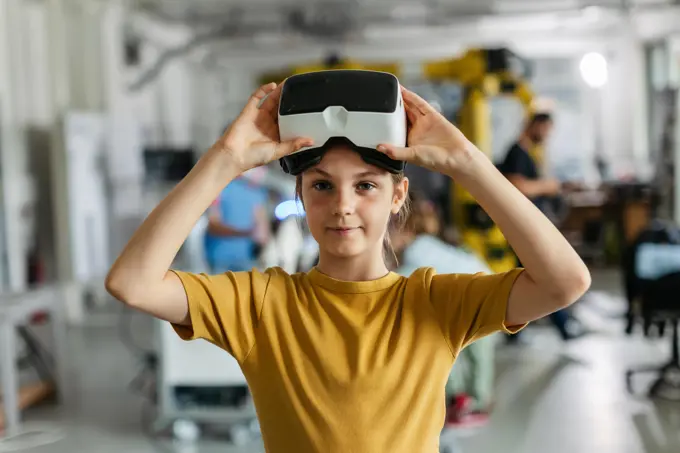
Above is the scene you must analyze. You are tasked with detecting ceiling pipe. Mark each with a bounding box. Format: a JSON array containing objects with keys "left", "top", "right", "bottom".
[{"left": 126, "top": 0, "right": 679, "bottom": 90}]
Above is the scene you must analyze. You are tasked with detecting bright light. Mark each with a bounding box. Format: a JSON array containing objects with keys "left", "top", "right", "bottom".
[
  {"left": 580, "top": 52, "right": 608, "bottom": 88},
  {"left": 275, "top": 199, "right": 305, "bottom": 220}
]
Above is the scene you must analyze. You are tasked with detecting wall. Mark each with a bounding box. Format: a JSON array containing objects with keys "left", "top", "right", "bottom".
[
  {"left": 0, "top": 0, "right": 43, "bottom": 291},
  {"left": 133, "top": 44, "right": 195, "bottom": 149},
  {"left": 668, "top": 35, "right": 680, "bottom": 224},
  {"left": 520, "top": 30, "right": 650, "bottom": 184},
  {"left": 192, "top": 64, "right": 258, "bottom": 153},
  {"left": 602, "top": 21, "right": 650, "bottom": 179}
]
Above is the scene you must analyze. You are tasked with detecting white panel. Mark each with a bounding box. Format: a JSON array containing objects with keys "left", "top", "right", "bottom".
[
  {"left": 671, "top": 37, "right": 680, "bottom": 224},
  {"left": 102, "top": 1, "right": 145, "bottom": 217},
  {"left": 599, "top": 23, "right": 651, "bottom": 179},
  {"left": 669, "top": 37, "right": 680, "bottom": 88},
  {"left": 62, "top": 1, "right": 106, "bottom": 111},
  {"left": 0, "top": 0, "right": 33, "bottom": 291},
  {"left": 159, "top": 321, "right": 246, "bottom": 386},
  {"left": 23, "top": 1, "right": 53, "bottom": 126},
  {"left": 133, "top": 44, "right": 163, "bottom": 147},
  {"left": 159, "top": 59, "right": 193, "bottom": 147},
  {"left": 676, "top": 91, "right": 680, "bottom": 225},
  {"left": 64, "top": 112, "right": 110, "bottom": 283}
]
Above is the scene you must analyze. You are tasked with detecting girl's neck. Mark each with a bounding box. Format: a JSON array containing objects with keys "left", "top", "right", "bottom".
[{"left": 315, "top": 250, "right": 390, "bottom": 282}]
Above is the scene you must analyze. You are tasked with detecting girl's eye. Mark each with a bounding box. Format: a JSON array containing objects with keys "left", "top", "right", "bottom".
[
  {"left": 357, "top": 182, "right": 376, "bottom": 191},
  {"left": 312, "top": 181, "right": 332, "bottom": 191}
]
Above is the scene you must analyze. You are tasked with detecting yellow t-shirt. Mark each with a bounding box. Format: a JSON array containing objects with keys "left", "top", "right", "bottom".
[{"left": 172, "top": 266, "right": 525, "bottom": 453}]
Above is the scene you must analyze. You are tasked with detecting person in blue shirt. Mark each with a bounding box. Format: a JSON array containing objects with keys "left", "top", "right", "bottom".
[{"left": 204, "top": 169, "right": 270, "bottom": 273}]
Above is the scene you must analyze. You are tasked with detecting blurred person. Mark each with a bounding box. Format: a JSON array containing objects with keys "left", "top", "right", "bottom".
[
  {"left": 392, "top": 195, "right": 496, "bottom": 430},
  {"left": 498, "top": 113, "right": 561, "bottom": 202},
  {"left": 500, "top": 112, "right": 587, "bottom": 343},
  {"left": 204, "top": 166, "right": 271, "bottom": 272},
  {"left": 106, "top": 82, "right": 590, "bottom": 453}
]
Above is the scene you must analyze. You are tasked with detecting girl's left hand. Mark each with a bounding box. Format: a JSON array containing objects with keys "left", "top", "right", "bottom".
[{"left": 377, "top": 87, "right": 476, "bottom": 174}]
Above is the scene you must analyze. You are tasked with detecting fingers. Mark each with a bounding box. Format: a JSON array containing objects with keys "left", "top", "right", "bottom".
[
  {"left": 400, "top": 87, "right": 428, "bottom": 125},
  {"left": 245, "top": 82, "right": 278, "bottom": 111},
  {"left": 403, "top": 101, "right": 419, "bottom": 125},
  {"left": 401, "top": 86, "right": 435, "bottom": 116},
  {"left": 259, "top": 82, "right": 284, "bottom": 119},
  {"left": 403, "top": 97, "right": 426, "bottom": 119},
  {"left": 376, "top": 144, "right": 417, "bottom": 162},
  {"left": 274, "top": 137, "right": 315, "bottom": 159}
]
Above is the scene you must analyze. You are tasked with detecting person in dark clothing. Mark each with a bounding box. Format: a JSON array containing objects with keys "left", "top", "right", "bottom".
[
  {"left": 498, "top": 113, "right": 562, "bottom": 205},
  {"left": 500, "top": 113, "right": 587, "bottom": 342}
]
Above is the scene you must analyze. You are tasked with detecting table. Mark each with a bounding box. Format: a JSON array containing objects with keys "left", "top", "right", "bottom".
[{"left": 0, "top": 285, "right": 67, "bottom": 437}]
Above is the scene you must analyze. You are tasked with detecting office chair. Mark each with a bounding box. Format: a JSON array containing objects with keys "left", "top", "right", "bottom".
[
  {"left": 625, "top": 271, "right": 680, "bottom": 401},
  {"left": 623, "top": 220, "right": 680, "bottom": 336},
  {"left": 623, "top": 220, "right": 680, "bottom": 401}
]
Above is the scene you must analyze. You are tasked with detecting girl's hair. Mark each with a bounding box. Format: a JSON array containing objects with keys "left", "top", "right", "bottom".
[{"left": 295, "top": 172, "right": 411, "bottom": 265}]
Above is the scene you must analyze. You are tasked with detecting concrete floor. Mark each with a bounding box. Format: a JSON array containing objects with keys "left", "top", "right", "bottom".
[{"left": 4, "top": 269, "right": 680, "bottom": 453}]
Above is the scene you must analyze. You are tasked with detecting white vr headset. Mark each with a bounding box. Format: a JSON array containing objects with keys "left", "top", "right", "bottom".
[{"left": 277, "top": 70, "right": 407, "bottom": 175}]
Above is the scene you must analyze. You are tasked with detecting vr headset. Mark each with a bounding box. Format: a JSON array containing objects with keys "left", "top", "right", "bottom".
[{"left": 277, "top": 70, "right": 407, "bottom": 176}]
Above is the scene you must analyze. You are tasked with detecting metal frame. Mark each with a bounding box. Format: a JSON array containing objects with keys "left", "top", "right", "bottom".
[{"left": 0, "top": 285, "right": 68, "bottom": 437}]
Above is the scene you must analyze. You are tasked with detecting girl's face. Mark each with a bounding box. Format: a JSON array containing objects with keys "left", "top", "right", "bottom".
[{"left": 300, "top": 147, "right": 408, "bottom": 262}]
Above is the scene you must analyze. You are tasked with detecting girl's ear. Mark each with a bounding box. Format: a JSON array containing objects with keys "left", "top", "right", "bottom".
[{"left": 392, "top": 177, "right": 409, "bottom": 214}]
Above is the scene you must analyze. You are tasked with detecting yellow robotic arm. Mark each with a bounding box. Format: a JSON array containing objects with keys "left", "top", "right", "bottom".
[{"left": 422, "top": 49, "right": 538, "bottom": 272}]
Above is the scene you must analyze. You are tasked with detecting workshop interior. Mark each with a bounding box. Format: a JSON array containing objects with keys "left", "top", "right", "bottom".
[{"left": 1, "top": 0, "right": 680, "bottom": 452}]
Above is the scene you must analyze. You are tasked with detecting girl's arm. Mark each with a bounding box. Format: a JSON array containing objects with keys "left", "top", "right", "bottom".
[
  {"left": 447, "top": 147, "right": 591, "bottom": 325},
  {"left": 379, "top": 87, "right": 590, "bottom": 326},
  {"left": 105, "top": 82, "right": 312, "bottom": 326},
  {"left": 105, "top": 150, "right": 240, "bottom": 325}
]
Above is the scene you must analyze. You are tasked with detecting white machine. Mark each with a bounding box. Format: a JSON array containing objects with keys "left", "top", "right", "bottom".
[
  {"left": 155, "top": 215, "right": 257, "bottom": 442},
  {"left": 156, "top": 320, "right": 257, "bottom": 440}
]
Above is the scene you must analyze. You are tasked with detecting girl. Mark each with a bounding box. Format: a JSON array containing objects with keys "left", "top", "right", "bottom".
[{"left": 106, "top": 82, "right": 591, "bottom": 453}]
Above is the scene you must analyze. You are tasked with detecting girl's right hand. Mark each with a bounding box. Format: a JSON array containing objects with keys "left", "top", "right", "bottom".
[
  {"left": 377, "top": 86, "right": 473, "bottom": 175},
  {"left": 214, "top": 82, "right": 314, "bottom": 173}
]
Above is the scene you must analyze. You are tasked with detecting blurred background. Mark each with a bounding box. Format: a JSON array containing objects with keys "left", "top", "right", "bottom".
[{"left": 1, "top": 0, "right": 680, "bottom": 452}]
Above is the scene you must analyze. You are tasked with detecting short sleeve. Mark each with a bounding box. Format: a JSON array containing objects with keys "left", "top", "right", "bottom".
[
  {"left": 169, "top": 268, "right": 273, "bottom": 363},
  {"left": 430, "top": 268, "right": 526, "bottom": 351}
]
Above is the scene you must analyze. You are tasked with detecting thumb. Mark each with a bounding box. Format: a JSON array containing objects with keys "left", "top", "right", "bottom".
[
  {"left": 274, "top": 137, "right": 314, "bottom": 159},
  {"left": 377, "top": 144, "right": 416, "bottom": 162}
]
